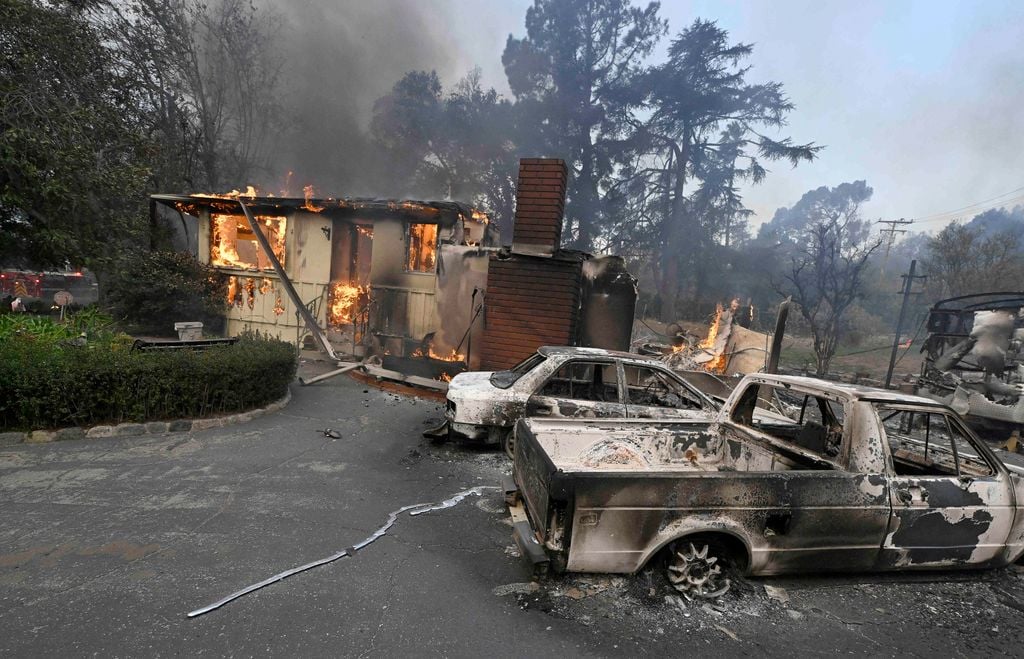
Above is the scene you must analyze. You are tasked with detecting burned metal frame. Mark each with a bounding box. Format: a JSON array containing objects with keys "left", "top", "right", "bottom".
[{"left": 510, "top": 373, "right": 1024, "bottom": 581}]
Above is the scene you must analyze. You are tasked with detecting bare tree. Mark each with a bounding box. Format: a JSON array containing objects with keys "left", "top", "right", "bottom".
[
  {"left": 776, "top": 184, "right": 882, "bottom": 376},
  {"left": 102, "top": 0, "right": 284, "bottom": 191},
  {"left": 923, "top": 221, "right": 1024, "bottom": 298}
]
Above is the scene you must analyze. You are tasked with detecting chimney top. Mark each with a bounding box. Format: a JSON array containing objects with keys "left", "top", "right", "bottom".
[{"left": 512, "top": 158, "right": 567, "bottom": 256}]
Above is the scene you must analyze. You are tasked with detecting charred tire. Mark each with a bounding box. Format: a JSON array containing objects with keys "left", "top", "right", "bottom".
[{"left": 665, "top": 534, "right": 746, "bottom": 600}]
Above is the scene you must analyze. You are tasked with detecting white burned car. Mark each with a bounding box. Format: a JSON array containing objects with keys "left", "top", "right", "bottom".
[{"left": 445, "top": 346, "right": 718, "bottom": 456}]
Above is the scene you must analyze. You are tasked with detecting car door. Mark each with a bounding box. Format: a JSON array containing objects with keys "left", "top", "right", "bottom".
[
  {"left": 720, "top": 382, "right": 891, "bottom": 573},
  {"left": 875, "top": 405, "right": 1017, "bottom": 568},
  {"left": 621, "top": 363, "right": 711, "bottom": 419},
  {"left": 525, "top": 359, "right": 626, "bottom": 420}
]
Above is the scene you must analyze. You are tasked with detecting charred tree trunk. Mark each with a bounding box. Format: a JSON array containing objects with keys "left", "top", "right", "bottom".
[{"left": 659, "top": 138, "right": 689, "bottom": 322}]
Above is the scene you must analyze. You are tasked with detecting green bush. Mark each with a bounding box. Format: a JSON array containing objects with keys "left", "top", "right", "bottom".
[
  {"left": 103, "top": 250, "right": 227, "bottom": 336},
  {"left": 0, "top": 307, "right": 123, "bottom": 346},
  {"left": 0, "top": 335, "right": 297, "bottom": 431}
]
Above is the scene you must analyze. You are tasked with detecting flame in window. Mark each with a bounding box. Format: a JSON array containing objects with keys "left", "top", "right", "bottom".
[
  {"left": 210, "top": 214, "right": 287, "bottom": 270},
  {"left": 406, "top": 223, "right": 438, "bottom": 272}
]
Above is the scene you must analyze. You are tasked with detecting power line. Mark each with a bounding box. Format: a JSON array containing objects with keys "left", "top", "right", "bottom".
[
  {"left": 917, "top": 195, "right": 1024, "bottom": 224},
  {"left": 913, "top": 185, "right": 1024, "bottom": 223}
]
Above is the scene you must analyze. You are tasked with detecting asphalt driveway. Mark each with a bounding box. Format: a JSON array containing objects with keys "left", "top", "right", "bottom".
[{"left": 2, "top": 369, "right": 1023, "bottom": 657}]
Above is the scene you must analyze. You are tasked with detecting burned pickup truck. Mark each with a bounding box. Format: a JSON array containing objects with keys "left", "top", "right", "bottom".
[{"left": 508, "top": 374, "right": 1024, "bottom": 598}]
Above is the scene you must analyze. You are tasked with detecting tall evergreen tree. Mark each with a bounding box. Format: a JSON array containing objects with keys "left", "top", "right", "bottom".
[
  {"left": 638, "top": 19, "right": 820, "bottom": 320},
  {"left": 502, "top": 0, "right": 666, "bottom": 250}
]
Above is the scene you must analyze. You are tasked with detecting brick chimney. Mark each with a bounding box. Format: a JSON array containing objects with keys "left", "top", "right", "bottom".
[{"left": 512, "top": 158, "right": 567, "bottom": 255}]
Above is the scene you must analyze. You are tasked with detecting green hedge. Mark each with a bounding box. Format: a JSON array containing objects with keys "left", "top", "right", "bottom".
[{"left": 0, "top": 336, "right": 297, "bottom": 431}]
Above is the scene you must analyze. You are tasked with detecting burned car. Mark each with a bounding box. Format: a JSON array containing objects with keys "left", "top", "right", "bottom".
[
  {"left": 445, "top": 346, "right": 718, "bottom": 457},
  {"left": 508, "top": 373, "right": 1024, "bottom": 598}
]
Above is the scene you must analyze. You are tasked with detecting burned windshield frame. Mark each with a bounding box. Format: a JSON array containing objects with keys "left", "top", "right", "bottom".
[{"left": 489, "top": 353, "right": 546, "bottom": 389}]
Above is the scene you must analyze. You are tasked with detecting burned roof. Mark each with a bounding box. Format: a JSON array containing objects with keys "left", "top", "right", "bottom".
[{"left": 151, "top": 193, "right": 486, "bottom": 227}]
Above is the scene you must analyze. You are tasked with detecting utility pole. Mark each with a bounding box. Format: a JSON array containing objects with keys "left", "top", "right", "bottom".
[
  {"left": 877, "top": 218, "right": 914, "bottom": 278},
  {"left": 884, "top": 259, "right": 926, "bottom": 389}
]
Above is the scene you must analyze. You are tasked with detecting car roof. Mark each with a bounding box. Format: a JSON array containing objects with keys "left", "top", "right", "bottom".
[
  {"left": 537, "top": 346, "right": 659, "bottom": 362},
  {"left": 743, "top": 373, "right": 948, "bottom": 407}
]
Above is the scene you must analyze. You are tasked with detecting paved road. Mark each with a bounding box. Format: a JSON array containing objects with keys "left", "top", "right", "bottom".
[{"left": 2, "top": 370, "right": 1023, "bottom": 657}]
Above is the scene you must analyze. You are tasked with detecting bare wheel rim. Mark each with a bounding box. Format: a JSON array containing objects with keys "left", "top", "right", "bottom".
[
  {"left": 667, "top": 542, "right": 731, "bottom": 599},
  {"left": 502, "top": 430, "right": 515, "bottom": 460}
]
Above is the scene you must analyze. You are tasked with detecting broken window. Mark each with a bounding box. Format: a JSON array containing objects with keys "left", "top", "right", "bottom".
[
  {"left": 538, "top": 361, "right": 619, "bottom": 403},
  {"left": 489, "top": 352, "right": 546, "bottom": 389},
  {"left": 406, "top": 223, "right": 438, "bottom": 272},
  {"left": 875, "top": 406, "right": 994, "bottom": 477},
  {"left": 623, "top": 365, "right": 705, "bottom": 410},
  {"left": 210, "top": 214, "right": 287, "bottom": 271},
  {"left": 730, "top": 384, "right": 845, "bottom": 460}
]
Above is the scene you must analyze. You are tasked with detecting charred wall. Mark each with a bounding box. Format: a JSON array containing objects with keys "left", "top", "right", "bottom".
[{"left": 479, "top": 254, "right": 583, "bottom": 370}]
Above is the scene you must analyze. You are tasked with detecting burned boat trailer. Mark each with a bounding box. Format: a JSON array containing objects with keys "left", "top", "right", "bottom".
[{"left": 915, "top": 292, "right": 1024, "bottom": 445}]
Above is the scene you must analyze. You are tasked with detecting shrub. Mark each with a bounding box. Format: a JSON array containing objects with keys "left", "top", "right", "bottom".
[
  {"left": 103, "top": 250, "right": 227, "bottom": 336},
  {"left": 0, "top": 307, "right": 123, "bottom": 346},
  {"left": 0, "top": 335, "right": 296, "bottom": 431}
]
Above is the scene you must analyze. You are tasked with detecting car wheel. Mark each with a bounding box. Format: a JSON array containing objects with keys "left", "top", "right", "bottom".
[
  {"left": 501, "top": 429, "right": 515, "bottom": 460},
  {"left": 667, "top": 540, "right": 731, "bottom": 599}
]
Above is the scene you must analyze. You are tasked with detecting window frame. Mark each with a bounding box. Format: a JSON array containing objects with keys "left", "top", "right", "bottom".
[
  {"left": 873, "top": 404, "right": 998, "bottom": 478},
  {"left": 621, "top": 362, "right": 711, "bottom": 412},
  {"left": 727, "top": 382, "right": 849, "bottom": 469},
  {"left": 532, "top": 358, "right": 623, "bottom": 405},
  {"left": 404, "top": 222, "right": 439, "bottom": 274}
]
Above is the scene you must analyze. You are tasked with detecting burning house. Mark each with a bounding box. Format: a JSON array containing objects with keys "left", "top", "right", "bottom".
[
  {"left": 152, "top": 191, "right": 495, "bottom": 367},
  {"left": 151, "top": 158, "right": 638, "bottom": 381}
]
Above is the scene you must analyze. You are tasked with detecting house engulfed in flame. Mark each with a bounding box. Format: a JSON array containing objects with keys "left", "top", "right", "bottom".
[
  {"left": 152, "top": 159, "right": 640, "bottom": 378},
  {"left": 151, "top": 192, "right": 496, "bottom": 363}
]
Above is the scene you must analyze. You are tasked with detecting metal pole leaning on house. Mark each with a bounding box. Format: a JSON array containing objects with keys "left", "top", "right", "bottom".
[{"left": 235, "top": 199, "right": 342, "bottom": 362}]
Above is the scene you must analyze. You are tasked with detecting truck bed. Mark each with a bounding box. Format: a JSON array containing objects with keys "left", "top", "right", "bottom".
[{"left": 518, "top": 417, "right": 828, "bottom": 474}]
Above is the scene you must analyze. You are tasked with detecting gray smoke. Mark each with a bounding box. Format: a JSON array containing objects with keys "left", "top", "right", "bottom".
[{"left": 264, "top": 0, "right": 465, "bottom": 196}]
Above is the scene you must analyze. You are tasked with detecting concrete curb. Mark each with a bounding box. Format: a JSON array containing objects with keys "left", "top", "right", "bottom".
[{"left": 0, "top": 389, "right": 292, "bottom": 445}]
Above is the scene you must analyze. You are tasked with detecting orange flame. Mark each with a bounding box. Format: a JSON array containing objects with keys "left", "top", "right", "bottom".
[
  {"left": 701, "top": 304, "right": 728, "bottom": 373},
  {"left": 412, "top": 346, "right": 465, "bottom": 362},
  {"left": 700, "top": 304, "right": 723, "bottom": 350},
  {"left": 303, "top": 185, "right": 324, "bottom": 212},
  {"left": 439, "top": 372, "right": 453, "bottom": 382},
  {"left": 406, "top": 223, "right": 438, "bottom": 271},
  {"left": 210, "top": 213, "right": 287, "bottom": 270},
  {"left": 329, "top": 282, "right": 366, "bottom": 325}
]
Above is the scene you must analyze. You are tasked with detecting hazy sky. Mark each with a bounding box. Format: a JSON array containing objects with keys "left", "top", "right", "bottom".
[{"left": 275, "top": 0, "right": 1024, "bottom": 232}]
